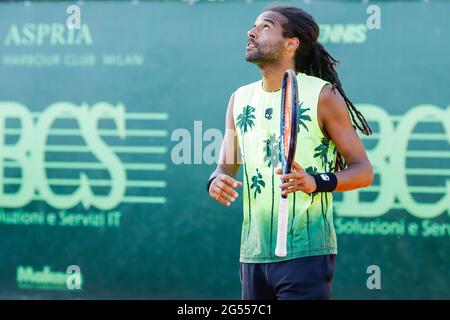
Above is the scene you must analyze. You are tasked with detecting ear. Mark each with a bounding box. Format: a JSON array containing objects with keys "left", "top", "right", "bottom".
[{"left": 286, "top": 37, "right": 300, "bottom": 52}]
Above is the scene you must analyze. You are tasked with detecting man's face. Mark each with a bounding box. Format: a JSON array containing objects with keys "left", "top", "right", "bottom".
[{"left": 245, "top": 11, "right": 287, "bottom": 65}]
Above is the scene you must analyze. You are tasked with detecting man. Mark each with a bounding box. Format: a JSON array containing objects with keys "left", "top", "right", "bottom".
[{"left": 206, "top": 6, "right": 374, "bottom": 300}]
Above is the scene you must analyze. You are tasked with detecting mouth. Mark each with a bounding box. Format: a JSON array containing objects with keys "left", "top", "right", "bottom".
[{"left": 246, "top": 42, "right": 257, "bottom": 50}]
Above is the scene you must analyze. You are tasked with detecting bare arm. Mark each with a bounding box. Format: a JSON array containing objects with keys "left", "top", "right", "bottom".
[
  {"left": 207, "top": 92, "right": 242, "bottom": 206},
  {"left": 277, "top": 84, "right": 374, "bottom": 195},
  {"left": 208, "top": 92, "right": 241, "bottom": 180},
  {"left": 318, "top": 84, "right": 374, "bottom": 191}
]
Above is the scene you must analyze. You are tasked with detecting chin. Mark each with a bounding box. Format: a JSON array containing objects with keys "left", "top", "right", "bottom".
[{"left": 245, "top": 53, "right": 260, "bottom": 63}]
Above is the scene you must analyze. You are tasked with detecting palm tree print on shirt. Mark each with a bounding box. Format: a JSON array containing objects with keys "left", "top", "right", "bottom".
[
  {"left": 305, "top": 166, "right": 319, "bottom": 203},
  {"left": 314, "top": 138, "right": 330, "bottom": 169},
  {"left": 313, "top": 139, "right": 333, "bottom": 244},
  {"left": 297, "top": 102, "right": 312, "bottom": 132},
  {"left": 263, "top": 133, "right": 281, "bottom": 254},
  {"left": 327, "top": 147, "right": 337, "bottom": 172},
  {"left": 236, "top": 105, "right": 255, "bottom": 236},
  {"left": 304, "top": 165, "right": 319, "bottom": 252},
  {"left": 250, "top": 168, "right": 265, "bottom": 199}
]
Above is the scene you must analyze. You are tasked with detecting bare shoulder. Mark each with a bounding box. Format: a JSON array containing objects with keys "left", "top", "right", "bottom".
[
  {"left": 225, "top": 91, "right": 237, "bottom": 130},
  {"left": 318, "top": 84, "right": 352, "bottom": 138},
  {"left": 319, "top": 84, "right": 347, "bottom": 114},
  {"left": 226, "top": 91, "right": 236, "bottom": 115},
  {"left": 228, "top": 91, "right": 236, "bottom": 109}
]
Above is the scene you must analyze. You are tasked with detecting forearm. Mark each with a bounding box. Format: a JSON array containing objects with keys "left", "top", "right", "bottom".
[{"left": 334, "top": 161, "right": 374, "bottom": 192}]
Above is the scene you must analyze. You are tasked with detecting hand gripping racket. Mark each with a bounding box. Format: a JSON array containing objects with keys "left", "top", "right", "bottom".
[{"left": 275, "top": 69, "right": 299, "bottom": 257}]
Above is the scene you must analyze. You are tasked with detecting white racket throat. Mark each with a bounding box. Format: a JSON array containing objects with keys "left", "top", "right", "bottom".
[{"left": 275, "top": 197, "right": 289, "bottom": 257}]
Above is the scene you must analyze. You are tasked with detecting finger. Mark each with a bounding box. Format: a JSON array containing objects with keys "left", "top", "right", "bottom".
[
  {"left": 214, "top": 186, "right": 236, "bottom": 202},
  {"left": 279, "top": 179, "right": 303, "bottom": 189},
  {"left": 214, "top": 194, "right": 231, "bottom": 206},
  {"left": 292, "top": 161, "right": 303, "bottom": 171},
  {"left": 281, "top": 184, "right": 303, "bottom": 196},
  {"left": 221, "top": 174, "right": 243, "bottom": 188},
  {"left": 210, "top": 187, "right": 232, "bottom": 206},
  {"left": 281, "top": 188, "right": 295, "bottom": 196},
  {"left": 281, "top": 180, "right": 308, "bottom": 195},
  {"left": 216, "top": 181, "right": 239, "bottom": 199},
  {"left": 280, "top": 171, "right": 302, "bottom": 181},
  {"left": 275, "top": 167, "right": 282, "bottom": 175}
]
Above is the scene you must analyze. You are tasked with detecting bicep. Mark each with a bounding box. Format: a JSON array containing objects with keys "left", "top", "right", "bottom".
[
  {"left": 320, "top": 86, "right": 369, "bottom": 166},
  {"left": 329, "top": 122, "right": 368, "bottom": 166}
]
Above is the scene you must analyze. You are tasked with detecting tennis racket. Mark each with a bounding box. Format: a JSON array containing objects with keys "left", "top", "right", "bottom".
[{"left": 275, "top": 69, "right": 299, "bottom": 257}]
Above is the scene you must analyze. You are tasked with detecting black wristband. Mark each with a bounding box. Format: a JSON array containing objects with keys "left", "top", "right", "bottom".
[
  {"left": 312, "top": 172, "right": 337, "bottom": 193},
  {"left": 206, "top": 176, "right": 217, "bottom": 193}
]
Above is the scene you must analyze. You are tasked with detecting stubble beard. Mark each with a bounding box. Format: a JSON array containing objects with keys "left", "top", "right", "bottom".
[{"left": 245, "top": 41, "right": 285, "bottom": 67}]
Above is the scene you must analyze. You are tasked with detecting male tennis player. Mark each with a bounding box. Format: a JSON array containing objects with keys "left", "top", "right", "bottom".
[{"left": 206, "top": 6, "right": 373, "bottom": 300}]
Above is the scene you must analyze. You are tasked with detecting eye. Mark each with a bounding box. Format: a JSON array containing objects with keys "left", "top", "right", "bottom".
[{"left": 263, "top": 24, "right": 270, "bottom": 30}]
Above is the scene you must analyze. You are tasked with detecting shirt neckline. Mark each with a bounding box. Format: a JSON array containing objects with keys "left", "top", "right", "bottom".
[{"left": 259, "top": 72, "right": 302, "bottom": 94}]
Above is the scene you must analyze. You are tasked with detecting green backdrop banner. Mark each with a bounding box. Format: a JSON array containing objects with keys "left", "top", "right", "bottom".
[{"left": 0, "top": 0, "right": 448, "bottom": 299}]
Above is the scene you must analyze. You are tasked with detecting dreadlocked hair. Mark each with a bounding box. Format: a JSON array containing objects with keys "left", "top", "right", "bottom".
[{"left": 269, "top": 5, "right": 372, "bottom": 171}]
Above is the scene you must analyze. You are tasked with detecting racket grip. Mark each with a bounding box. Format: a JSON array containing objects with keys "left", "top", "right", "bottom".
[{"left": 275, "top": 197, "right": 289, "bottom": 257}]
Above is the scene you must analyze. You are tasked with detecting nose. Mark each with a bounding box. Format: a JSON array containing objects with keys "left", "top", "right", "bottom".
[{"left": 247, "top": 27, "right": 256, "bottom": 40}]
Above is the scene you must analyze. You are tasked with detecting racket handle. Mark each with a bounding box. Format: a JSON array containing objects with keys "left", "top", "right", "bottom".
[{"left": 275, "top": 197, "right": 289, "bottom": 257}]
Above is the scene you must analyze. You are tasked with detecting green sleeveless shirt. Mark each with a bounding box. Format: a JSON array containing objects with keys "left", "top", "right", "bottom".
[{"left": 233, "top": 72, "right": 338, "bottom": 263}]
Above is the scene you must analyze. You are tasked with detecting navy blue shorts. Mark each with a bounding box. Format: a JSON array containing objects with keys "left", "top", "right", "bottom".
[{"left": 240, "top": 254, "right": 336, "bottom": 300}]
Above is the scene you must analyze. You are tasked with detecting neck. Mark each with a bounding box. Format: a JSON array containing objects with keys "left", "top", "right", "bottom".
[{"left": 259, "top": 60, "right": 296, "bottom": 92}]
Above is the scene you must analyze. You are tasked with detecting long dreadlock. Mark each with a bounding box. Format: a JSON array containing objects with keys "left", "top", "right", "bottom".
[{"left": 269, "top": 5, "right": 372, "bottom": 171}]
